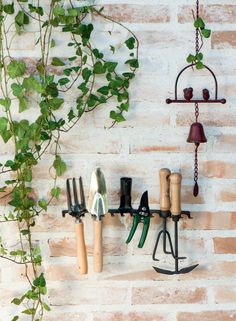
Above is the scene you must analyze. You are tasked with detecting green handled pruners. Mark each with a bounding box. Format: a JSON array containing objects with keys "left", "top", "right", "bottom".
[{"left": 126, "top": 191, "right": 151, "bottom": 248}]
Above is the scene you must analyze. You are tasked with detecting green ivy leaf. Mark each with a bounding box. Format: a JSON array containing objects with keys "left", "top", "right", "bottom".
[
  {"left": 3, "top": 3, "right": 15, "bottom": 15},
  {"left": 11, "top": 298, "right": 21, "bottom": 305},
  {"left": 105, "top": 61, "right": 118, "bottom": 72},
  {"left": 196, "top": 61, "right": 204, "bottom": 69},
  {"left": 1, "top": 130, "right": 12, "bottom": 143},
  {"left": 11, "top": 316, "right": 19, "bottom": 321},
  {"left": 53, "top": 155, "right": 67, "bottom": 177},
  {"left": 28, "top": 4, "right": 44, "bottom": 16},
  {"left": 0, "top": 117, "right": 8, "bottom": 134},
  {"left": 201, "top": 28, "right": 211, "bottom": 38},
  {"left": 92, "top": 49, "right": 104, "bottom": 59},
  {"left": 97, "top": 86, "right": 109, "bottom": 95},
  {"left": 0, "top": 97, "right": 11, "bottom": 110},
  {"left": 186, "top": 54, "right": 196, "bottom": 63},
  {"left": 51, "top": 187, "right": 61, "bottom": 199},
  {"left": 51, "top": 57, "right": 65, "bottom": 66},
  {"left": 38, "top": 199, "right": 47, "bottom": 211},
  {"left": 42, "top": 302, "right": 51, "bottom": 311},
  {"left": 93, "top": 61, "right": 106, "bottom": 74},
  {"left": 15, "top": 10, "right": 29, "bottom": 29},
  {"left": 51, "top": 39, "right": 56, "bottom": 48},
  {"left": 33, "top": 273, "right": 46, "bottom": 287},
  {"left": 58, "top": 77, "right": 70, "bottom": 86},
  {"left": 194, "top": 17, "right": 205, "bottom": 29},
  {"left": 53, "top": 6, "right": 65, "bottom": 16},
  {"left": 67, "top": 8, "right": 78, "bottom": 17},
  {"left": 19, "top": 97, "right": 28, "bottom": 113},
  {"left": 23, "top": 76, "right": 43, "bottom": 93},
  {"left": 7, "top": 60, "right": 26, "bottom": 79},
  {"left": 125, "top": 37, "right": 136, "bottom": 50},
  {"left": 120, "top": 103, "right": 129, "bottom": 111},
  {"left": 21, "top": 309, "right": 36, "bottom": 315},
  {"left": 110, "top": 111, "right": 125, "bottom": 122},
  {"left": 49, "top": 98, "right": 64, "bottom": 110},
  {"left": 196, "top": 52, "right": 203, "bottom": 61},
  {"left": 125, "top": 58, "right": 139, "bottom": 69},
  {"left": 82, "top": 68, "right": 92, "bottom": 81},
  {"left": 11, "top": 83, "right": 24, "bottom": 97}
]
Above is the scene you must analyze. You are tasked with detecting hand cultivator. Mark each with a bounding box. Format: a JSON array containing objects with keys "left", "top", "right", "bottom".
[{"left": 152, "top": 170, "right": 198, "bottom": 275}]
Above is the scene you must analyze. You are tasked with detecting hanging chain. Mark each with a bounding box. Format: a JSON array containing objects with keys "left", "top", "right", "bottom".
[
  {"left": 195, "top": 0, "right": 199, "bottom": 55},
  {"left": 195, "top": 102, "right": 199, "bottom": 122},
  {"left": 194, "top": 143, "right": 199, "bottom": 184}
]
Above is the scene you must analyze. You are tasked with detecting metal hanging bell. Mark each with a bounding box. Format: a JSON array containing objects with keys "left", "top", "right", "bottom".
[{"left": 187, "top": 122, "right": 207, "bottom": 144}]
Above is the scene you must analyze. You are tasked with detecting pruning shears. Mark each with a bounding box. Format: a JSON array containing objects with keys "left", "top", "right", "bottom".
[{"left": 126, "top": 191, "right": 151, "bottom": 248}]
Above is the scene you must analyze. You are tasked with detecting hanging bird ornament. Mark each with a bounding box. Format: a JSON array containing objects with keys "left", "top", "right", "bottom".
[{"left": 166, "top": 0, "right": 226, "bottom": 197}]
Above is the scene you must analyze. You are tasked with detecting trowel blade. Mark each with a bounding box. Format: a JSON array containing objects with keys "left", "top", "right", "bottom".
[{"left": 88, "top": 168, "right": 108, "bottom": 219}]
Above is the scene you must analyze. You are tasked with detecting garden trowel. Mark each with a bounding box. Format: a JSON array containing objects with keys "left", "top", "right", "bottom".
[{"left": 88, "top": 168, "right": 108, "bottom": 272}]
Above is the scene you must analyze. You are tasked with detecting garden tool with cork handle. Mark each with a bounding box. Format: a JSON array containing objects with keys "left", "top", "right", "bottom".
[
  {"left": 62, "top": 177, "right": 88, "bottom": 275},
  {"left": 153, "top": 173, "right": 199, "bottom": 275},
  {"left": 88, "top": 168, "right": 108, "bottom": 273},
  {"left": 152, "top": 168, "right": 172, "bottom": 258}
]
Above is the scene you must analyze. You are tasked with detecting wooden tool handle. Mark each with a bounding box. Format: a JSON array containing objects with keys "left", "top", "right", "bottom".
[
  {"left": 170, "top": 173, "right": 182, "bottom": 216},
  {"left": 93, "top": 220, "right": 103, "bottom": 273},
  {"left": 75, "top": 222, "right": 88, "bottom": 275},
  {"left": 159, "top": 168, "right": 171, "bottom": 211}
]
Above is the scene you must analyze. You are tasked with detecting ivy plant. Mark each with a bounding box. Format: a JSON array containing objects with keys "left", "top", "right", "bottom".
[
  {"left": 0, "top": 1, "right": 139, "bottom": 320},
  {"left": 186, "top": 16, "right": 211, "bottom": 69}
]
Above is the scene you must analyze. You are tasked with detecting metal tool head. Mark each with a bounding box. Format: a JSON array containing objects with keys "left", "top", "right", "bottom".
[
  {"left": 88, "top": 168, "right": 108, "bottom": 220},
  {"left": 62, "top": 177, "right": 87, "bottom": 219},
  {"left": 137, "top": 191, "right": 151, "bottom": 218},
  {"left": 153, "top": 264, "right": 198, "bottom": 275}
]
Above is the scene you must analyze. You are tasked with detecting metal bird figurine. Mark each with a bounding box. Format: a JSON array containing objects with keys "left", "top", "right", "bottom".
[
  {"left": 183, "top": 87, "right": 193, "bottom": 101},
  {"left": 202, "top": 88, "right": 210, "bottom": 101}
]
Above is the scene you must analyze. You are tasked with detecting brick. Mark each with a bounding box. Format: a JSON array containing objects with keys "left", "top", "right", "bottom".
[
  {"left": 214, "top": 286, "right": 236, "bottom": 304},
  {"left": 34, "top": 211, "right": 125, "bottom": 232},
  {"left": 49, "top": 285, "right": 128, "bottom": 305},
  {"left": 181, "top": 212, "right": 236, "bottom": 230},
  {"left": 59, "top": 130, "right": 122, "bottom": 154},
  {"left": 177, "top": 311, "right": 236, "bottom": 321},
  {"left": 100, "top": 5, "right": 170, "bottom": 23},
  {"left": 137, "top": 31, "right": 192, "bottom": 49},
  {"left": 45, "top": 264, "right": 83, "bottom": 281},
  {"left": 212, "top": 31, "right": 236, "bottom": 49},
  {"left": 48, "top": 236, "right": 127, "bottom": 257},
  {"left": 214, "top": 237, "right": 236, "bottom": 254},
  {"left": 93, "top": 312, "right": 166, "bottom": 321},
  {"left": 176, "top": 111, "right": 236, "bottom": 127},
  {"left": 44, "top": 313, "right": 87, "bottom": 321},
  {"left": 178, "top": 5, "right": 236, "bottom": 23},
  {"left": 202, "top": 161, "right": 236, "bottom": 179},
  {"left": 106, "top": 261, "right": 236, "bottom": 282},
  {"left": 34, "top": 212, "right": 74, "bottom": 232},
  {"left": 219, "top": 185, "right": 236, "bottom": 202},
  {"left": 132, "top": 286, "right": 206, "bottom": 304},
  {"left": 182, "top": 186, "right": 205, "bottom": 204},
  {"left": 129, "top": 134, "right": 203, "bottom": 154},
  {"left": 213, "top": 135, "right": 236, "bottom": 153}
]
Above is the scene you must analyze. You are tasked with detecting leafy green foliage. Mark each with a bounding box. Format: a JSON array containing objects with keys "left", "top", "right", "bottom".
[
  {"left": 7, "top": 60, "right": 26, "bottom": 78},
  {"left": 186, "top": 16, "right": 211, "bottom": 69},
  {"left": 0, "top": 2, "right": 139, "bottom": 320},
  {"left": 53, "top": 155, "right": 67, "bottom": 177}
]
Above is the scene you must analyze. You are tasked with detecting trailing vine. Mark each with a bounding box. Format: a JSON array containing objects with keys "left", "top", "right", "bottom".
[
  {"left": 0, "top": 1, "right": 139, "bottom": 320},
  {"left": 186, "top": 16, "right": 211, "bottom": 69}
]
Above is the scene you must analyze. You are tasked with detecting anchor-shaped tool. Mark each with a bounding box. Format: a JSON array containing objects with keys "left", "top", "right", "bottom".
[
  {"left": 62, "top": 177, "right": 88, "bottom": 274},
  {"left": 153, "top": 172, "right": 199, "bottom": 275}
]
